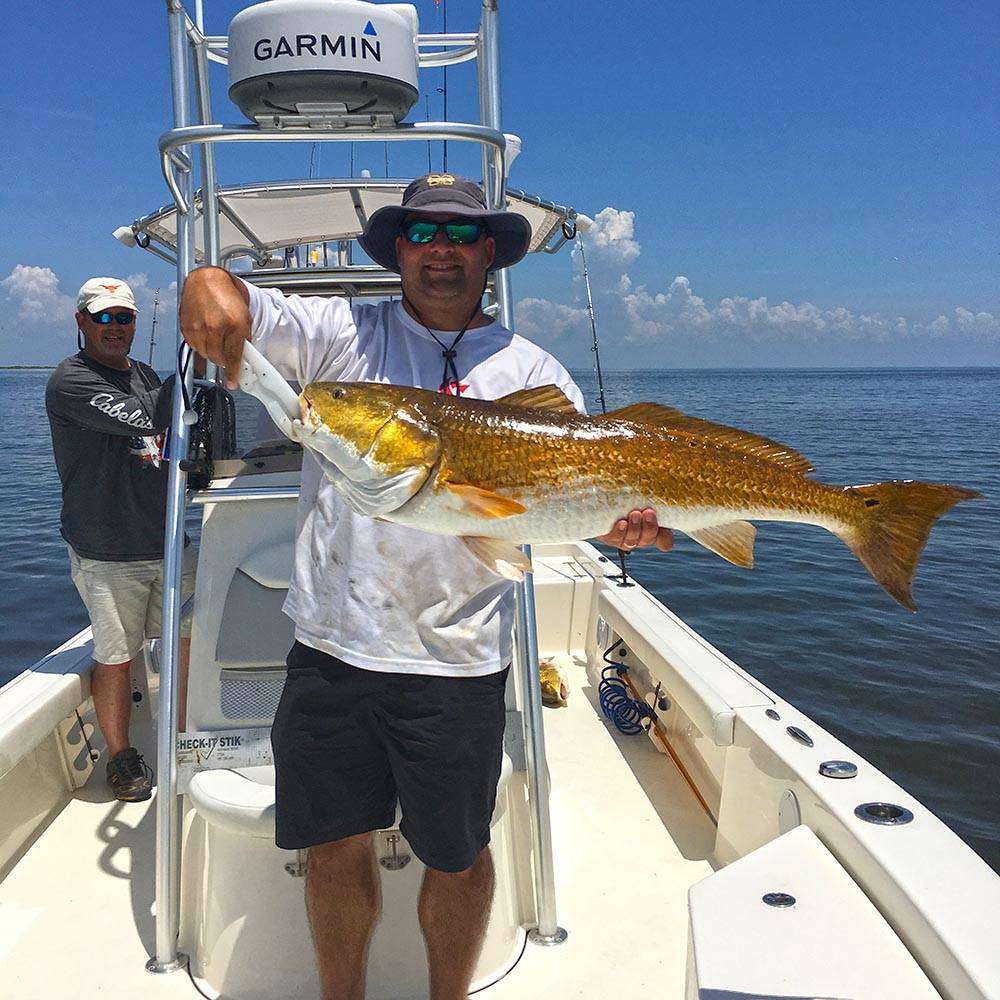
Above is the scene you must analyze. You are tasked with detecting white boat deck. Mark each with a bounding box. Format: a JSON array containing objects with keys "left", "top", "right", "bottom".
[
  {"left": 491, "top": 653, "right": 716, "bottom": 997},
  {"left": 0, "top": 653, "right": 715, "bottom": 999}
]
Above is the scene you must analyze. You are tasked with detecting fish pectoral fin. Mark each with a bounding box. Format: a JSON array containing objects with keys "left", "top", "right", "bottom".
[
  {"left": 461, "top": 537, "right": 533, "bottom": 581},
  {"left": 443, "top": 483, "right": 527, "bottom": 519},
  {"left": 687, "top": 522, "right": 757, "bottom": 568},
  {"left": 496, "top": 384, "right": 579, "bottom": 414}
]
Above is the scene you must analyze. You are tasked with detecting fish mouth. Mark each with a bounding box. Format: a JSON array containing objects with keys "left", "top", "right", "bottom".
[{"left": 300, "top": 394, "right": 319, "bottom": 428}]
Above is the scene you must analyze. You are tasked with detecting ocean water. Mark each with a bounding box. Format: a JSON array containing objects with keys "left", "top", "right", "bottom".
[{"left": 1, "top": 367, "right": 997, "bottom": 872}]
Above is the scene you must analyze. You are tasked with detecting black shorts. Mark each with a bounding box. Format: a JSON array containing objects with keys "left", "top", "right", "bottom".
[{"left": 271, "top": 641, "right": 509, "bottom": 873}]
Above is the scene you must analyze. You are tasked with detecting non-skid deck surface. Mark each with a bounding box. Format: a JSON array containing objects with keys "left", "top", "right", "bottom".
[
  {"left": 0, "top": 655, "right": 714, "bottom": 998},
  {"left": 488, "top": 653, "right": 716, "bottom": 997},
  {"left": 0, "top": 782, "right": 200, "bottom": 997}
]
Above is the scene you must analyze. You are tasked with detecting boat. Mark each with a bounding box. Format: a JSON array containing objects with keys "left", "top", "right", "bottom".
[{"left": 2, "top": 2, "right": 998, "bottom": 998}]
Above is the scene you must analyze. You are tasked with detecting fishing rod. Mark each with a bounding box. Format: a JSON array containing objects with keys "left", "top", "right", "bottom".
[
  {"left": 147, "top": 288, "right": 160, "bottom": 367},
  {"left": 574, "top": 230, "right": 607, "bottom": 415},
  {"left": 575, "top": 221, "right": 631, "bottom": 586}
]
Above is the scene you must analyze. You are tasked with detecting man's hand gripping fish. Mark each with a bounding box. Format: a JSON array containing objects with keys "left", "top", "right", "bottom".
[{"left": 287, "top": 379, "right": 976, "bottom": 611}]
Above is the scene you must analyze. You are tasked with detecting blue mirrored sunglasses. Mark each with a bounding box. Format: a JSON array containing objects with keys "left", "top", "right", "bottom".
[
  {"left": 403, "top": 219, "right": 487, "bottom": 245},
  {"left": 89, "top": 310, "right": 136, "bottom": 325}
]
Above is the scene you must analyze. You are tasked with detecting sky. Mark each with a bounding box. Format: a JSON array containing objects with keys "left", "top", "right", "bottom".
[{"left": 1, "top": 0, "right": 997, "bottom": 369}]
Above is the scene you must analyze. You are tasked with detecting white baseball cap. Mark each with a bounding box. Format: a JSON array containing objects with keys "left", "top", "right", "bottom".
[{"left": 77, "top": 277, "right": 138, "bottom": 315}]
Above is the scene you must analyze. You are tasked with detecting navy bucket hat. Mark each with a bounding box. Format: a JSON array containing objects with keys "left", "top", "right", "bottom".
[{"left": 358, "top": 173, "right": 532, "bottom": 274}]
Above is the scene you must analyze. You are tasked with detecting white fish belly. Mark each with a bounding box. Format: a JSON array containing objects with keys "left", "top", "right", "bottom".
[{"left": 388, "top": 480, "right": 841, "bottom": 543}]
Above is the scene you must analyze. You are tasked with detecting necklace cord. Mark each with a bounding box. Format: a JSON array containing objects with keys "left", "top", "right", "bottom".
[{"left": 402, "top": 279, "right": 488, "bottom": 391}]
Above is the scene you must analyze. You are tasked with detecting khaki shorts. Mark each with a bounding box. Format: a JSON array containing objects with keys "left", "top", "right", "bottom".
[{"left": 68, "top": 545, "right": 197, "bottom": 665}]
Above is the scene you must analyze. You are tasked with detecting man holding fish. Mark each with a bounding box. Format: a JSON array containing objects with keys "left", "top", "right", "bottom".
[{"left": 180, "top": 174, "right": 671, "bottom": 1000}]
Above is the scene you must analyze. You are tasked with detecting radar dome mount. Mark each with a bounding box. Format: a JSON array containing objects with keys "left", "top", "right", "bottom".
[{"left": 227, "top": 0, "right": 420, "bottom": 127}]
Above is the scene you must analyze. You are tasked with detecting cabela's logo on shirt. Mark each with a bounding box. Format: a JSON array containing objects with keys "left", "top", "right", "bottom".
[
  {"left": 438, "top": 379, "right": 468, "bottom": 396},
  {"left": 89, "top": 392, "right": 154, "bottom": 430}
]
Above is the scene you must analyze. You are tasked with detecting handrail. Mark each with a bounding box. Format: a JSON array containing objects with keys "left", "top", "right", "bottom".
[
  {"left": 478, "top": 0, "right": 566, "bottom": 946},
  {"left": 158, "top": 122, "right": 507, "bottom": 216},
  {"left": 149, "top": 0, "right": 195, "bottom": 978},
  {"left": 420, "top": 44, "right": 478, "bottom": 68},
  {"left": 189, "top": 486, "right": 300, "bottom": 505}
]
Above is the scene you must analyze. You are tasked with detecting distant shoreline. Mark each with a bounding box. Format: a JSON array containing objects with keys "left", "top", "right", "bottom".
[{"left": 3, "top": 364, "right": 1000, "bottom": 373}]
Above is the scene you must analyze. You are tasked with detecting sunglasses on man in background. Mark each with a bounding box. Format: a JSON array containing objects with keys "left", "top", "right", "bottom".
[{"left": 88, "top": 310, "right": 136, "bottom": 326}]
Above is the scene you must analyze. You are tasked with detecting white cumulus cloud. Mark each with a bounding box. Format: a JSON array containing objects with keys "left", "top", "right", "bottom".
[
  {"left": 125, "top": 272, "right": 178, "bottom": 318},
  {"left": 515, "top": 297, "right": 589, "bottom": 339},
  {"left": 575, "top": 207, "right": 641, "bottom": 267},
  {"left": 516, "top": 204, "right": 999, "bottom": 352},
  {"left": 1, "top": 264, "right": 75, "bottom": 324}
]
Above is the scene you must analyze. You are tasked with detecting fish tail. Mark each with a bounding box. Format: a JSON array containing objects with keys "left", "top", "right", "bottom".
[{"left": 836, "top": 480, "right": 980, "bottom": 611}]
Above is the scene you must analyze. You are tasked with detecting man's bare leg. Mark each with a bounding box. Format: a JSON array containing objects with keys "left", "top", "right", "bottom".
[
  {"left": 92, "top": 634, "right": 190, "bottom": 757},
  {"left": 90, "top": 660, "right": 133, "bottom": 757},
  {"left": 306, "top": 833, "right": 382, "bottom": 1000},
  {"left": 419, "top": 847, "right": 495, "bottom": 1000}
]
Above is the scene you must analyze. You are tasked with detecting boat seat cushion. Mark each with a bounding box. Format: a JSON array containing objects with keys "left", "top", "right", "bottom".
[
  {"left": 686, "top": 825, "right": 942, "bottom": 998},
  {"left": 188, "top": 753, "right": 514, "bottom": 840}
]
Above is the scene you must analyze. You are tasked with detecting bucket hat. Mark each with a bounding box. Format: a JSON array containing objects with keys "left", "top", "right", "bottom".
[{"left": 358, "top": 173, "right": 531, "bottom": 274}]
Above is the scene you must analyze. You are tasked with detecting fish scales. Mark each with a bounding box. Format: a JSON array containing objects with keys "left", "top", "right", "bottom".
[{"left": 309, "top": 386, "right": 861, "bottom": 539}]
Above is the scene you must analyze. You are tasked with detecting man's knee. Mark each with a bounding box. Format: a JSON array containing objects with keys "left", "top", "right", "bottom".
[
  {"left": 428, "top": 845, "right": 493, "bottom": 880},
  {"left": 93, "top": 659, "right": 133, "bottom": 671},
  {"left": 306, "top": 833, "right": 381, "bottom": 919},
  {"left": 308, "top": 833, "right": 376, "bottom": 877}
]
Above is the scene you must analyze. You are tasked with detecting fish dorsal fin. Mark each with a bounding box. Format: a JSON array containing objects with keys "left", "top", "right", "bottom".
[
  {"left": 687, "top": 522, "right": 757, "bottom": 568},
  {"left": 602, "top": 403, "right": 814, "bottom": 474},
  {"left": 497, "top": 384, "right": 579, "bottom": 414}
]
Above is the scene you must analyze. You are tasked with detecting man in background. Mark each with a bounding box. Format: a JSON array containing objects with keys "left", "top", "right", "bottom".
[{"left": 46, "top": 277, "right": 196, "bottom": 802}]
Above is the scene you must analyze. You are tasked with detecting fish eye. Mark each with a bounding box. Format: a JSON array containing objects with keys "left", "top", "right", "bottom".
[{"left": 333, "top": 388, "right": 346, "bottom": 399}]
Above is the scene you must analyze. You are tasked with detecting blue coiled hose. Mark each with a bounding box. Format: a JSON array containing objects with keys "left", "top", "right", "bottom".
[{"left": 598, "top": 639, "right": 654, "bottom": 735}]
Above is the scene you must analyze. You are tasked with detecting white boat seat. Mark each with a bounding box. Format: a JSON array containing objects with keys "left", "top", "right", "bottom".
[
  {"left": 686, "top": 825, "right": 942, "bottom": 998},
  {"left": 188, "top": 752, "right": 515, "bottom": 841}
]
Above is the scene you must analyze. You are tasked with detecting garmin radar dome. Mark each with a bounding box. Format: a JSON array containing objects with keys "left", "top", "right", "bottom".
[{"left": 228, "top": 0, "right": 419, "bottom": 123}]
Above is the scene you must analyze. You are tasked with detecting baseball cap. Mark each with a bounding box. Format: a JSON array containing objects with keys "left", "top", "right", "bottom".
[{"left": 77, "top": 278, "right": 138, "bottom": 315}]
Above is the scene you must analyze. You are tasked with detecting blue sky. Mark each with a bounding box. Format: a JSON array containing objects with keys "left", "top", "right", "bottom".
[{"left": 1, "top": 0, "right": 997, "bottom": 368}]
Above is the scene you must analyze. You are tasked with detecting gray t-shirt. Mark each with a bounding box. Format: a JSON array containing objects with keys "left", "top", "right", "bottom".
[{"left": 46, "top": 352, "right": 176, "bottom": 560}]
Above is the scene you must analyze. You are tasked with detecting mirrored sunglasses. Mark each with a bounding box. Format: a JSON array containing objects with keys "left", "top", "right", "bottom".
[
  {"left": 89, "top": 310, "right": 136, "bottom": 325},
  {"left": 403, "top": 219, "right": 486, "bottom": 245}
]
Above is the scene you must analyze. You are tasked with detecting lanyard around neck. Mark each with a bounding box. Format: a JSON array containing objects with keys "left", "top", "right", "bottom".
[{"left": 402, "top": 289, "right": 486, "bottom": 392}]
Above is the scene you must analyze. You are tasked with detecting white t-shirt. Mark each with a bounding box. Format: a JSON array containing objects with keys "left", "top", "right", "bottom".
[{"left": 245, "top": 282, "right": 586, "bottom": 677}]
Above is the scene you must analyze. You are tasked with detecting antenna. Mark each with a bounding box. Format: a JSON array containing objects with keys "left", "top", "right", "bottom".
[
  {"left": 148, "top": 288, "right": 161, "bottom": 367},
  {"left": 442, "top": 0, "right": 449, "bottom": 172}
]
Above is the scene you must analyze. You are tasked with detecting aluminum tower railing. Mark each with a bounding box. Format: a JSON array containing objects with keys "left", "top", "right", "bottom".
[{"left": 150, "top": 0, "right": 565, "bottom": 975}]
